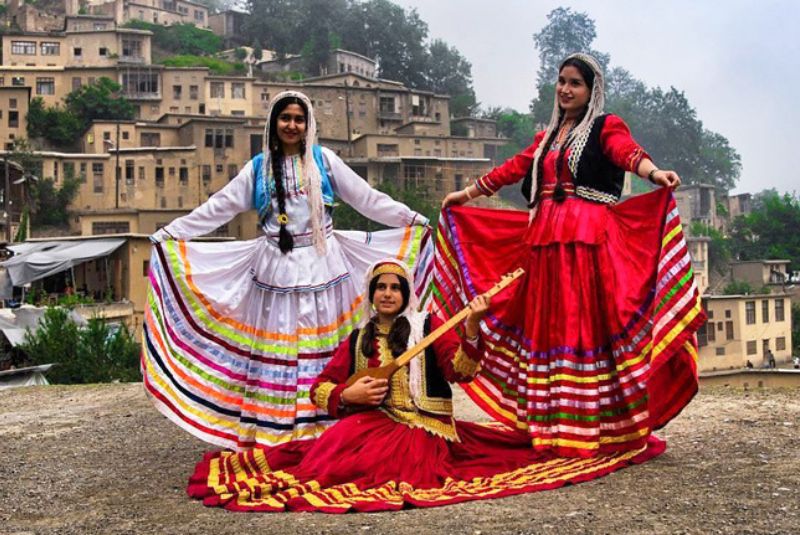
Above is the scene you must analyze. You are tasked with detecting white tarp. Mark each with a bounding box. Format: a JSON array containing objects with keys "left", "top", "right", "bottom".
[
  {"left": 0, "top": 363, "right": 53, "bottom": 389},
  {"left": 0, "top": 306, "right": 88, "bottom": 347},
  {"left": 1, "top": 238, "right": 125, "bottom": 287}
]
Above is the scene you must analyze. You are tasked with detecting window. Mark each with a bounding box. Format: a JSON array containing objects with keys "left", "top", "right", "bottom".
[
  {"left": 707, "top": 323, "right": 716, "bottom": 343},
  {"left": 122, "top": 131, "right": 129, "bottom": 140},
  {"left": 228, "top": 164, "right": 238, "bottom": 180},
  {"left": 745, "top": 301, "right": 756, "bottom": 325},
  {"left": 8, "top": 111, "right": 19, "bottom": 128},
  {"left": 138, "top": 166, "right": 145, "bottom": 181},
  {"left": 746, "top": 340, "right": 757, "bottom": 355},
  {"left": 142, "top": 260, "right": 150, "bottom": 277},
  {"left": 215, "top": 164, "right": 223, "bottom": 174},
  {"left": 36, "top": 76, "right": 55, "bottom": 95},
  {"left": 92, "top": 163, "right": 104, "bottom": 193},
  {"left": 189, "top": 85, "right": 198, "bottom": 100},
  {"left": 140, "top": 132, "right": 161, "bottom": 146},
  {"left": 707, "top": 310, "right": 714, "bottom": 320},
  {"left": 103, "top": 131, "right": 111, "bottom": 141},
  {"left": 79, "top": 162, "right": 87, "bottom": 182},
  {"left": 231, "top": 82, "right": 245, "bottom": 99},
  {"left": 715, "top": 347, "right": 725, "bottom": 356},
  {"left": 762, "top": 300, "right": 769, "bottom": 323},
  {"left": 121, "top": 39, "right": 142, "bottom": 58},
  {"left": 201, "top": 165, "right": 211, "bottom": 182},
  {"left": 776, "top": 337, "right": 786, "bottom": 351},
  {"left": 204, "top": 128, "right": 233, "bottom": 149},
  {"left": 11, "top": 77, "right": 25, "bottom": 87},
  {"left": 155, "top": 166, "right": 164, "bottom": 186},
  {"left": 173, "top": 85, "right": 182, "bottom": 99},
  {"left": 194, "top": 9, "right": 205, "bottom": 21},
  {"left": 74, "top": 47, "right": 82, "bottom": 58},
  {"left": 63, "top": 162, "right": 75, "bottom": 179},
  {"left": 168, "top": 167, "right": 176, "bottom": 177},
  {"left": 72, "top": 77, "right": 82, "bottom": 91},
  {"left": 99, "top": 47, "right": 108, "bottom": 57},
  {"left": 11, "top": 41, "right": 36, "bottom": 55},
  {"left": 210, "top": 82, "right": 224, "bottom": 98},
  {"left": 725, "top": 309, "right": 731, "bottom": 318},
  {"left": 125, "top": 160, "right": 134, "bottom": 184},
  {"left": 775, "top": 298, "right": 785, "bottom": 321},
  {"left": 92, "top": 221, "right": 130, "bottom": 234},
  {"left": 40, "top": 42, "right": 60, "bottom": 56},
  {"left": 179, "top": 167, "right": 188, "bottom": 185},
  {"left": 121, "top": 72, "right": 159, "bottom": 96},
  {"left": 726, "top": 321, "right": 734, "bottom": 340}
]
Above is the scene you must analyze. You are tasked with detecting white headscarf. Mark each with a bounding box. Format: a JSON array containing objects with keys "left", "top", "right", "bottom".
[
  {"left": 359, "top": 258, "right": 427, "bottom": 400},
  {"left": 262, "top": 90, "right": 327, "bottom": 255},
  {"left": 528, "top": 52, "right": 606, "bottom": 206}
]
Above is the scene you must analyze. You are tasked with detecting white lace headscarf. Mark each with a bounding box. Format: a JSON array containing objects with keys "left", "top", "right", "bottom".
[
  {"left": 528, "top": 53, "right": 606, "bottom": 206},
  {"left": 359, "top": 258, "right": 428, "bottom": 401},
  {"left": 262, "top": 90, "right": 327, "bottom": 255}
]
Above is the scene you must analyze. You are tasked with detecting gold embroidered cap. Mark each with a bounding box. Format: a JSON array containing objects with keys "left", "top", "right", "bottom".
[{"left": 371, "top": 262, "right": 408, "bottom": 280}]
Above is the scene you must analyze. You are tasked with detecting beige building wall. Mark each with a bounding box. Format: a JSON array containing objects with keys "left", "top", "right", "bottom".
[
  {"left": 687, "top": 236, "right": 710, "bottom": 295},
  {"left": 730, "top": 260, "right": 791, "bottom": 288},
  {"left": 698, "top": 294, "right": 793, "bottom": 372},
  {"left": 123, "top": 0, "right": 209, "bottom": 28},
  {"left": 0, "top": 87, "right": 30, "bottom": 149},
  {"left": 2, "top": 30, "right": 152, "bottom": 69},
  {"left": 206, "top": 76, "right": 255, "bottom": 116},
  {"left": 160, "top": 68, "right": 207, "bottom": 115}
]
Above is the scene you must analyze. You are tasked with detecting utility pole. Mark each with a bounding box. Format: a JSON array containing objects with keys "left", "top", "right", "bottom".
[
  {"left": 114, "top": 119, "right": 121, "bottom": 208},
  {"left": 344, "top": 80, "right": 352, "bottom": 157},
  {"left": 3, "top": 154, "right": 9, "bottom": 242}
]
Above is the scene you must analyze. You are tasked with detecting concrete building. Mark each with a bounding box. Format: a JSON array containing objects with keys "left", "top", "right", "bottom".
[
  {"left": 207, "top": 10, "right": 247, "bottom": 47},
  {"left": 729, "top": 259, "right": 793, "bottom": 289},
  {"left": 697, "top": 293, "right": 793, "bottom": 372},
  {"left": 451, "top": 117, "right": 498, "bottom": 139},
  {"left": 86, "top": 0, "right": 209, "bottom": 28},
  {"left": 258, "top": 49, "right": 377, "bottom": 80},
  {"left": 673, "top": 183, "right": 718, "bottom": 231}
]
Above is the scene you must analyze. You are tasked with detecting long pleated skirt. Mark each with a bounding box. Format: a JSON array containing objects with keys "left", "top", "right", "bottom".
[
  {"left": 187, "top": 409, "right": 665, "bottom": 512},
  {"left": 142, "top": 226, "right": 431, "bottom": 449},
  {"left": 433, "top": 188, "right": 704, "bottom": 457}
]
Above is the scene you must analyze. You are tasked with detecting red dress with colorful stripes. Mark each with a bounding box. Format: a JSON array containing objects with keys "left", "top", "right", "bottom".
[
  {"left": 186, "top": 315, "right": 664, "bottom": 512},
  {"left": 434, "top": 114, "right": 705, "bottom": 457}
]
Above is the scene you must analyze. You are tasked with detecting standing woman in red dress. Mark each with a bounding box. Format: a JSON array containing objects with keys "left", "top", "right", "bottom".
[{"left": 440, "top": 53, "right": 705, "bottom": 458}]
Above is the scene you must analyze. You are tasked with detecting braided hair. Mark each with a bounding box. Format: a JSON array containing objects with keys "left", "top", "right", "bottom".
[
  {"left": 268, "top": 96, "right": 308, "bottom": 254},
  {"left": 360, "top": 274, "right": 412, "bottom": 358}
]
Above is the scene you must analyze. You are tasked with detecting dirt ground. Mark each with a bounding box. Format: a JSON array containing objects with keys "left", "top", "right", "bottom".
[{"left": 0, "top": 383, "right": 798, "bottom": 535}]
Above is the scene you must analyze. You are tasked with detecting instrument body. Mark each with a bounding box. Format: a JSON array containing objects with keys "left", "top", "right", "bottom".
[{"left": 344, "top": 268, "right": 525, "bottom": 387}]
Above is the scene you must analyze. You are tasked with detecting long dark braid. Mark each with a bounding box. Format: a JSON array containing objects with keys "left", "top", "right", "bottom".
[
  {"left": 268, "top": 96, "right": 307, "bottom": 254},
  {"left": 270, "top": 142, "right": 293, "bottom": 253}
]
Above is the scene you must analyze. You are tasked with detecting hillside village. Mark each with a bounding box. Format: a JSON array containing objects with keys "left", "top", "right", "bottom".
[{"left": 0, "top": 0, "right": 796, "bottom": 382}]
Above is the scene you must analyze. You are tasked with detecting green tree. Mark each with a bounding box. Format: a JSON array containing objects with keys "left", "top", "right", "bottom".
[
  {"left": 729, "top": 190, "right": 800, "bottom": 268},
  {"left": 722, "top": 280, "right": 754, "bottom": 295},
  {"left": 22, "top": 309, "right": 141, "bottom": 384},
  {"left": 124, "top": 21, "right": 223, "bottom": 56},
  {"left": 690, "top": 222, "right": 731, "bottom": 275},
  {"left": 340, "top": 0, "right": 429, "bottom": 88},
  {"left": 427, "top": 39, "right": 477, "bottom": 117},
  {"left": 28, "top": 175, "right": 80, "bottom": 229},
  {"left": 65, "top": 77, "right": 135, "bottom": 132},
  {"left": 26, "top": 97, "right": 83, "bottom": 148},
  {"left": 333, "top": 180, "right": 438, "bottom": 232}
]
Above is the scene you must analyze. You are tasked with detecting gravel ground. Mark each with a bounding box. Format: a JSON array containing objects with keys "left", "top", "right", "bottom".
[{"left": 0, "top": 383, "right": 798, "bottom": 535}]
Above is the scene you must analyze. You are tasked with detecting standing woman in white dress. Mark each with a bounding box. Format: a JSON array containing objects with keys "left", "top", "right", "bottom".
[{"left": 144, "top": 91, "right": 431, "bottom": 449}]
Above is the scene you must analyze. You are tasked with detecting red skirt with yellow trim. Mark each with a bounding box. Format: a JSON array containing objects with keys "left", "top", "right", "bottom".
[
  {"left": 188, "top": 410, "right": 664, "bottom": 512},
  {"left": 432, "top": 188, "right": 704, "bottom": 457}
]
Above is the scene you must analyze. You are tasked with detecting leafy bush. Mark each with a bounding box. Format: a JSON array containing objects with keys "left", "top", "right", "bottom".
[
  {"left": 22, "top": 308, "right": 141, "bottom": 384},
  {"left": 123, "top": 20, "right": 222, "bottom": 56},
  {"left": 158, "top": 55, "right": 246, "bottom": 75}
]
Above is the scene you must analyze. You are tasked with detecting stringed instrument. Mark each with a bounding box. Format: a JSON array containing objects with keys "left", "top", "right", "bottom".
[{"left": 345, "top": 267, "right": 525, "bottom": 386}]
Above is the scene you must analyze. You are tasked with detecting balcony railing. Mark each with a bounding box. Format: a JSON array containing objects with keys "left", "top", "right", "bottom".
[
  {"left": 122, "top": 91, "right": 162, "bottom": 100},
  {"left": 378, "top": 111, "right": 402, "bottom": 121}
]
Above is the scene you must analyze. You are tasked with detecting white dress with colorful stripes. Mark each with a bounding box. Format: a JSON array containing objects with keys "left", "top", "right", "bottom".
[{"left": 143, "top": 147, "right": 430, "bottom": 449}]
